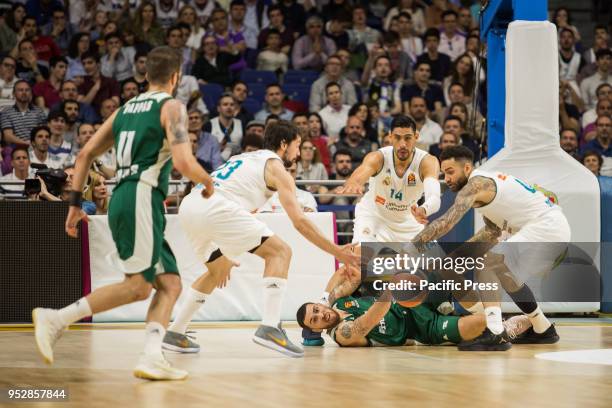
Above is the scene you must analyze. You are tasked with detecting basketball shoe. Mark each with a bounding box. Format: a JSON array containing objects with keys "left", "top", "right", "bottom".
[
  {"left": 32, "top": 308, "right": 65, "bottom": 364},
  {"left": 162, "top": 330, "right": 200, "bottom": 353},
  {"left": 253, "top": 323, "right": 304, "bottom": 357},
  {"left": 133, "top": 354, "right": 188, "bottom": 381},
  {"left": 511, "top": 324, "right": 560, "bottom": 344},
  {"left": 458, "top": 328, "right": 512, "bottom": 351}
]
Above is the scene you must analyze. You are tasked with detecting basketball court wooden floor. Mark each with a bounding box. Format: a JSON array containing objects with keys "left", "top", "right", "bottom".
[{"left": 1, "top": 320, "right": 611, "bottom": 408}]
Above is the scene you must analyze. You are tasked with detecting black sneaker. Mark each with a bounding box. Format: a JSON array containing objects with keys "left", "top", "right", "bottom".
[
  {"left": 511, "top": 324, "right": 560, "bottom": 344},
  {"left": 458, "top": 328, "right": 512, "bottom": 351},
  {"left": 302, "top": 327, "right": 324, "bottom": 346}
]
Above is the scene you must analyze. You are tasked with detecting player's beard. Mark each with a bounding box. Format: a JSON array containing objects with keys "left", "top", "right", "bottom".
[
  {"left": 281, "top": 150, "right": 295, "bottom": 167},
  {"left": 450, "top": 174, "right": 469, "bottom": 192},
  {"left": 325, "top": 309, "right": 341, "bottom": 329},
  {"left": 395, "top": 147, "right": 411, "bottom": 161}
]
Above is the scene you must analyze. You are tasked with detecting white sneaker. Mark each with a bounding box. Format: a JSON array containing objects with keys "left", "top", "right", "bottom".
[
  {"left": 133, "top": 354, "right": 188, "bottom": 381},
  {"left": 32, "top": 308, "right": 65, "bottom": 365}
]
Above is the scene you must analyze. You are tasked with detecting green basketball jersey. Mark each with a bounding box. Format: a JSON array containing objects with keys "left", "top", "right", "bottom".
[
  {"left": 111, "top": 91, "right": 173, "bottom": 196},
  {"left": 332, "top": 296, "right": 413, "bottom": 346}
]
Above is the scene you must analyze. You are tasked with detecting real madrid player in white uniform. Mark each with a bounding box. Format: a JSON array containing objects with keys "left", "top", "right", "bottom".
[
  {"left": 412, "top": 146, "right": 570, "bottom": 350},
  {"left": 163, "top": 121, "right": 359, "bottom": 357},
  {"left": 338, "top": 115, "right": 442, "bottom": 242}
]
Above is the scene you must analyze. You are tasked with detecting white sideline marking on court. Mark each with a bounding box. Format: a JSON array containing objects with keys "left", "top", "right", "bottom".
[{"left": 535, "top": 349, "right": 612, "bottom": 366}]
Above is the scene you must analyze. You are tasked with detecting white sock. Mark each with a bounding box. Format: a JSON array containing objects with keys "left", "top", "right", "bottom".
[
  {"left": 261, "top": 277, "right": 287, "bottom": 327},
  {"left": 485, "top": 306, "right": 504, "bottom": 335},
  {"left": 57, "top": 298, "right": 92, "bottom": 327},
  {"left": 527, "top": 306, "right": 551, "bottom": 333},
  {"left": 320, "top": 291, "right": 330, "bottom": 305},
  {"left": 466, "top": 302, "right": 484, "bottom": 314},
  {"left": 144, "top": 321, "right": 165, "bottom": 357},
  {"left": 168, "top": 287, "right": 209, "bottom": 334}
]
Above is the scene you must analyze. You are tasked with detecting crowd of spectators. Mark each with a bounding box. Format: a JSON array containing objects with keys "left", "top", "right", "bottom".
[{"left": 0, "top": 0, "right": 610, "bottom": 215}]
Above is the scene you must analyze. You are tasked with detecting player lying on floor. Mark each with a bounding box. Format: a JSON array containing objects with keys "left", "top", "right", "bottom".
[{"left": 296, "top": 265, "right": 530, "bottom": 348}]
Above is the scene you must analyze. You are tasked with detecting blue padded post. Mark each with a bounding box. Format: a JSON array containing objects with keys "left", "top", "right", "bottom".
[{"left": 599, "top": 176, "right": 612, "bottom": 312}]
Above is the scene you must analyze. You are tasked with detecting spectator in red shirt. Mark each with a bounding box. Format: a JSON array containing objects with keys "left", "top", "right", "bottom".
[
  {"left": 77, "top": 51, "right": 120, "bottom": 115},
  {"left": 33, "top": 55, "right": 66, "bottom": 109},
  {"left": 22, "top": 15, "right": 61, "bottom": 63}
]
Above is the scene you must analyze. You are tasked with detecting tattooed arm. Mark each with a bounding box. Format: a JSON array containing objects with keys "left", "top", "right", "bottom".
[
  {"left": 467, "top": 216, "right": 502, "bottom": 243},
  {"left": 412, "top": 176, "right": 496, "bottom": 250},
  {"left": 327, "top": 265, "right": 362, "bottom": 306},
  {"left": 333, "top": 297, "right": 392, "bottom": 347},
  {"left": 162, "top": 99, "right": 214, "bottom": 198}
]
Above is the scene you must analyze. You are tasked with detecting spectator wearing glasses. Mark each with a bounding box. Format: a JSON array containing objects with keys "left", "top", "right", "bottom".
[
  {"left": 192, "top": 34, "right": 240, "bottom": 87},
  {"left": 297, "top": 138, "right": 328, "bottom": 193},
  {"left": 0, "top": 56, "right": 18, "bottom": 108}
]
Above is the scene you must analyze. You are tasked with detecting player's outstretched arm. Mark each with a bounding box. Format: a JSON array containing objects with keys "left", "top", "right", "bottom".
[
  {"left": 66, "top": 111, "right": 118, "bottom": 237},
  {"left": 162, "top": 99, "right": 214, "bottom": 198},
  {"left": 412, "top": 176, "right": 493, "bottom": 248},
  {"left": 336, "top": 151, "right": 383, "bottom": 195},
  {"left": 334, "top": 294, "right": 392, "bottom": 347},
  {"left": 327, "top": 265, "right": 362, "bottom": 306},
  {"left": 412, "top": 155, "right": 442, "bottom": 224},
  {"left": 267, "top": 158, "right": 360, "bottom": 269}
]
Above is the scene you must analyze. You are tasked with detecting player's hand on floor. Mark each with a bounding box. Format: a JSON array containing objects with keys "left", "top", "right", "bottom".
[
  {"left": 411, "top": 205, "right": 429, "bottom": 224},
  {"left": 65, "top": 206, "right": 88, "bottom": 238}
]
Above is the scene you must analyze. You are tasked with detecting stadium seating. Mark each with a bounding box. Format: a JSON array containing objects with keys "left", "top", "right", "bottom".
[
  {"left": 200, "top": 83, "right": 224, "bottom": 113},
  {"left": 240, "top": 69, "right": 278, "bottom": 86},
  {"left": 246, "top": 83, "right": 266, "bottom": 103},
  {"left": 283, "top": 70, "right": 320, "bottom": 85},
  {"left": 282, "top": 84, "right": 310, "bottom": 105},
  {"left": 242, "top": 98, "right": 262, "bottom": 115}
]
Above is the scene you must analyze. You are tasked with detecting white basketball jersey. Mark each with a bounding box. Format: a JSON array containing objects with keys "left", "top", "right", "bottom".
[
  {"left": 469, "top": 169, "right": 558, "bottom": 233},
  {"left": 358, "top": 146, "right": 428, "bottom": 224},
  {"left": 209, "top": 150, "right": 281, "bottom": 212}
]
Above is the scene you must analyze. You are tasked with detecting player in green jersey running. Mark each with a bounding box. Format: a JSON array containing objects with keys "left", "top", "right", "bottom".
[{"left": 32, "top": 47, "right": 215, "bottom": 381}]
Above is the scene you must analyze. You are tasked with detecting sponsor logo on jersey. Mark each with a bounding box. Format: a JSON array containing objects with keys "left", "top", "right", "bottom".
[
  {"left": 382, "top": 176, "right": 391, "bottom": 186},
  {"left": 344, "top": 300, "right": 358, "bottom": 309},
  {"left": 375, "top": 195, "right": 386, "bottom": 205},
  {"left": 406, "top": 172, "right": 416, "bottom": 186}
]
